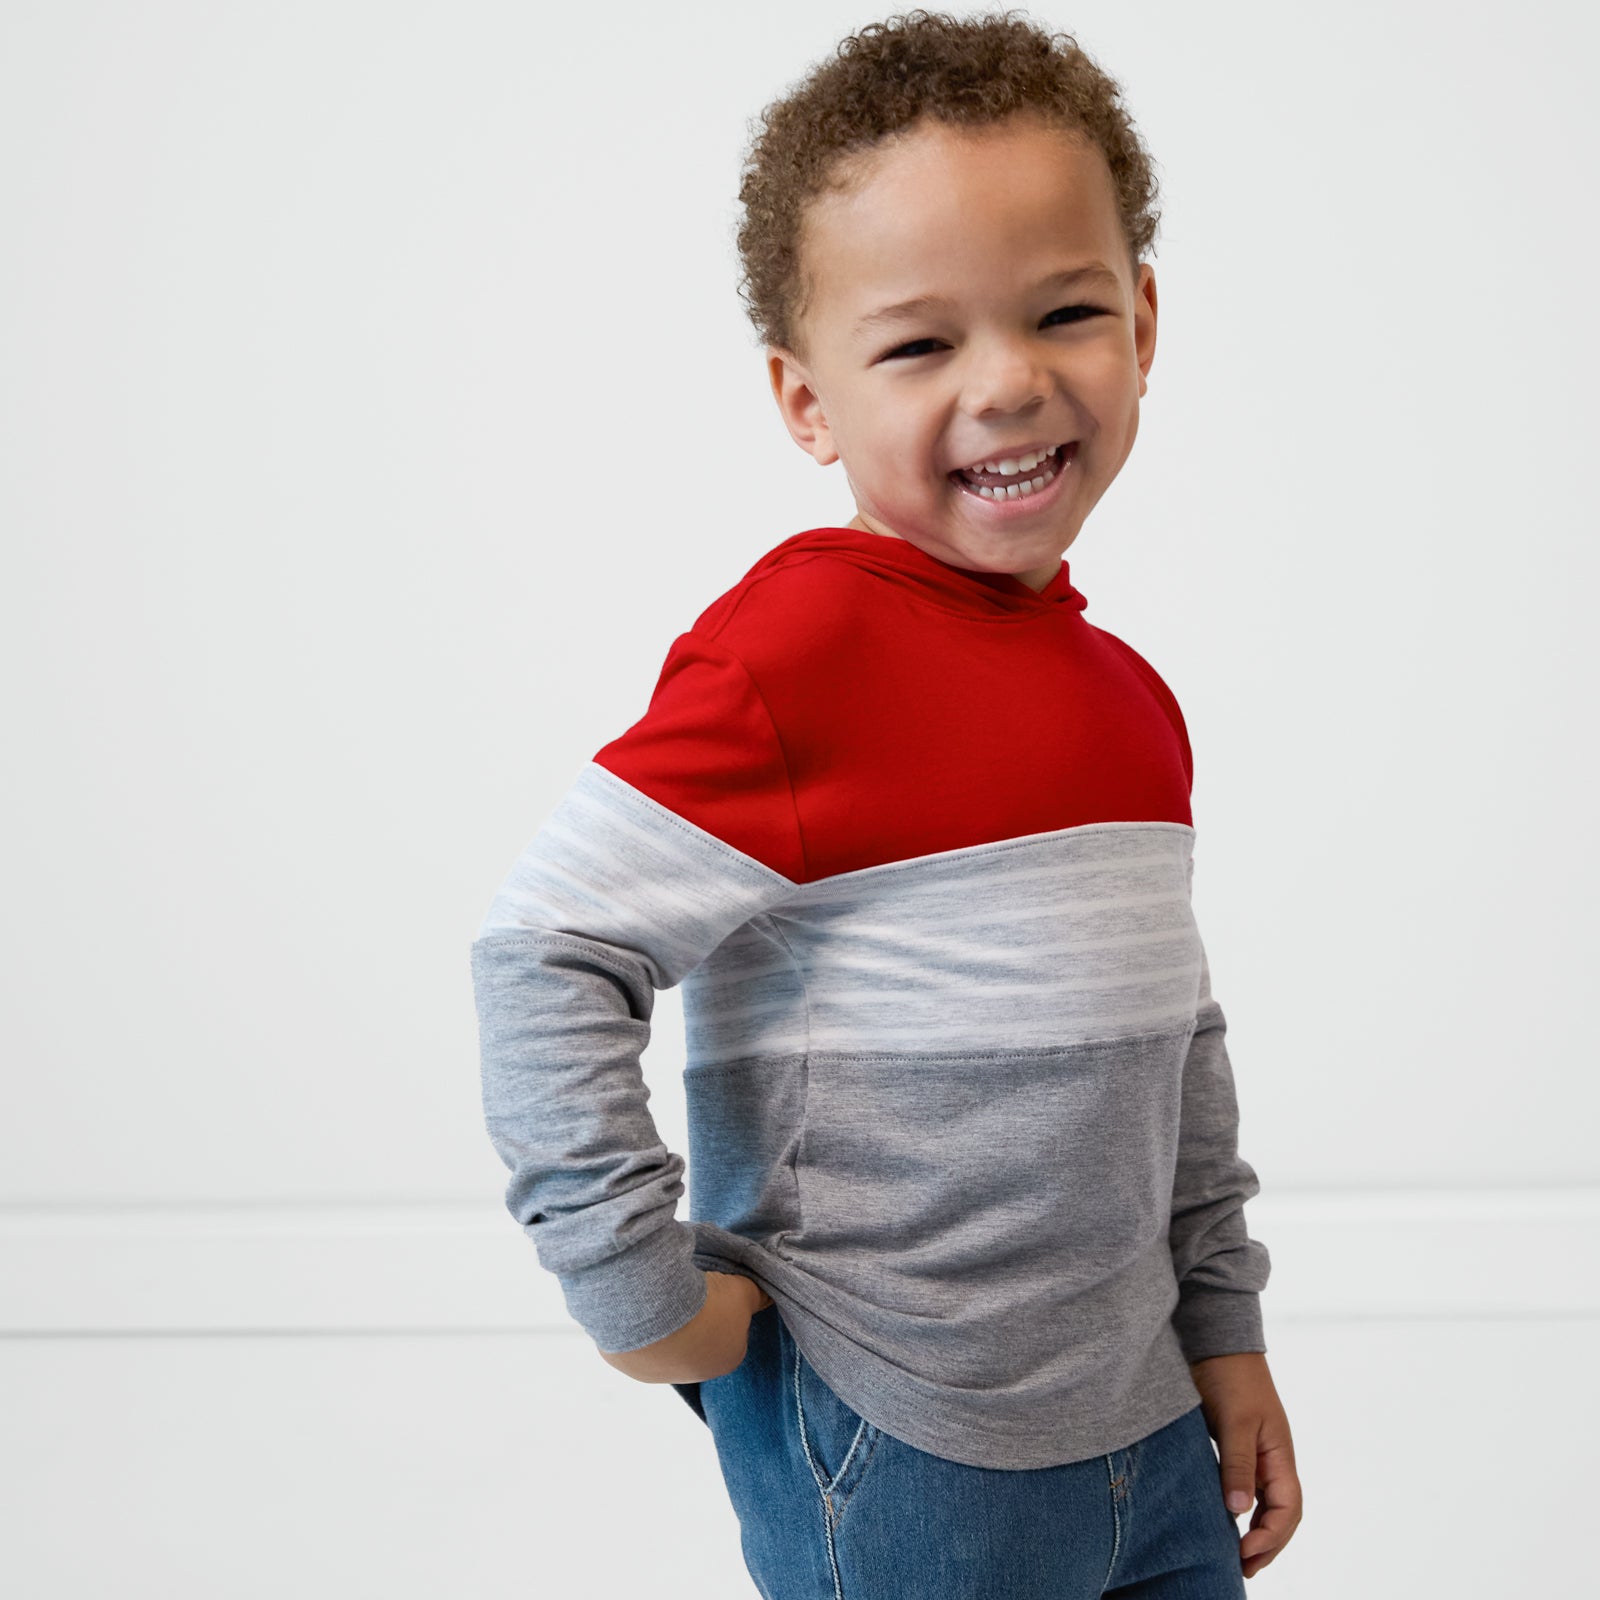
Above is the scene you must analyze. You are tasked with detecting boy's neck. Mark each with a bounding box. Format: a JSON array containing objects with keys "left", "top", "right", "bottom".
[{"left": 844, "top": 513, "right": 1057, "bottom": 594}]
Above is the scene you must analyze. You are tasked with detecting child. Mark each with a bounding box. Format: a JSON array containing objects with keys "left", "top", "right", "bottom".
[{"left": 470, "top": 9, "right": 1301, "bottom": 1595}]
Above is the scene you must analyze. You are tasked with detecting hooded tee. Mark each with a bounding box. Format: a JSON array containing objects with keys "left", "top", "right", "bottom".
[{"left": 470, "top": 524, "right": 1270, "bottom": 1471}]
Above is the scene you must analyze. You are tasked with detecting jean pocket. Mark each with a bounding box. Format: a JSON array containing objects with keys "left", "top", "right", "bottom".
[{"left": 782, "top": 1320, "right": 884, "bottom": 1526}]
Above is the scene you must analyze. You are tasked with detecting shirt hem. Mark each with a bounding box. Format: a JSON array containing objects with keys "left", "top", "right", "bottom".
[{"left": 690, "top": 1234, "right": 1207, "bottom": 1471}]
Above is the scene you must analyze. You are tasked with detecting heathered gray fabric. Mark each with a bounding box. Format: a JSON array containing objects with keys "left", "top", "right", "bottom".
[{"left": 472, "top": 760, "right": 1271, "bottom": 1470}]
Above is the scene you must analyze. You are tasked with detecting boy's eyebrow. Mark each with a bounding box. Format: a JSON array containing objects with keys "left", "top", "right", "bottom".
[{"left": 853, "top": 264, "right": 1123, "bottom": 337}]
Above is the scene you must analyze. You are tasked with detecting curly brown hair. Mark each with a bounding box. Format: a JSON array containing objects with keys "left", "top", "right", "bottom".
[{"left": 735, "top": 9, "right": 1162, "bottom": 361}]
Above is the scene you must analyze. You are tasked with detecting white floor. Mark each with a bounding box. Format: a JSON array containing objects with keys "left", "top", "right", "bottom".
[{"left": 2, "top": 1315, "right": 1593, "bottom": 1597}]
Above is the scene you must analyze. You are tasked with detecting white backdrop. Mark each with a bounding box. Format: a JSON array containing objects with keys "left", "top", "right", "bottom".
[{"left": 2, "top": 1, "right": 1596, "bottom": 1594}]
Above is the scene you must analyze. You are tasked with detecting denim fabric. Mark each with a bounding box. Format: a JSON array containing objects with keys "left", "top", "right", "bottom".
[{"left": 683, "top": 1305, "right": 1246, "bottom": 1600}]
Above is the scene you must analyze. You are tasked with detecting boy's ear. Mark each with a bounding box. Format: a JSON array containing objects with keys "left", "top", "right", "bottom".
[
  {"left": 1133, "top": 263, "right": 1158, "bottom": 400},
  {"left": 767, "top": 347, "right": 841, "bottom": 467}
]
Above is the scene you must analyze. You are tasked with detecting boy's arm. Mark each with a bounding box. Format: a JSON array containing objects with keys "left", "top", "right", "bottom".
[
  {"left": 1173, "top": 918, "right": 1301, "bottom": 1574},
  {"left": 1173, "top": 956, "right": 1301, "bottom": 1572},
  {"left": 1099, "top": 629, "right": 1271, "bottom": 1356},
  {"left": 1167, "top": 936, "right": 1272, "bottom": 1361},
  {"left": 469, "top": 634, "right": 801, "bottom": 1358},
  {"left": 1108, "top": 629, "right": 1296, "bottom": 1559}
]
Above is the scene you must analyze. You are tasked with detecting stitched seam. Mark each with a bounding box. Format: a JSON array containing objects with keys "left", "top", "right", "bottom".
[
  {"left": 793, "top": 1338, "right": 828, "bottom": 1496},
  {"left": 686, "top": 631, "right": 810, "bottom": 882},
  {"left": 757, "top": 914, "right": 811, "bottom": 1257},
  {"left": 813, "top": 1019, "right": 1198, "bottom": 1065},
  {"left": 682, "top": 1051, "right": 807, "bottom": 1080},
  {"left": 588, "top": 761, "right": 800, "bottom": 888},
  {"left": 831, "top": 1425, "right": 881, "bottom": 1527},
  {"left": 783, "top": 818, "right": 1196, "bottom": 895},
  {"left": 678, "top": 1012, "right": 1196, "bottom": 1074},
  {"left": 1103, "top": 1452, "right": 1123, "bottom": 1592},
  {"left": 792, "top": 1339, "right": 880, "bottom": 1532},
  {"left": 792, "top": 1337, "right": 845, "bottom": 1599},
  {"left": 827, "top": 1420, "right": 868, "bottom": 1495}
]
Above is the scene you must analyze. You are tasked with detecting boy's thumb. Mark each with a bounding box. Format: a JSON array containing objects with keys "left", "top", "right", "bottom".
[{"left": 1219, "top": 1433, "right": 1256, "bottom": 1516}]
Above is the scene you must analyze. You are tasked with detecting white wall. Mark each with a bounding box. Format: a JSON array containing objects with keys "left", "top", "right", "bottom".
[{"left": 3, "top": 2, "right": 1595, "bottom": 1594}]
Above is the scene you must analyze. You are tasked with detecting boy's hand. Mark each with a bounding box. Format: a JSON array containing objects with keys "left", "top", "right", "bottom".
[
  {"left": 1187, "top": 1351, "right": 1302, "bottom": 1579},
  {"left": 596, "top": 1270, "right": 774, "bottom": 1385}
]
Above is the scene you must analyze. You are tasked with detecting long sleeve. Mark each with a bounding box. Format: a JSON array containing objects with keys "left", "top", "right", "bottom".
[
  {"left": 1102, "top": 637, "right": 1272, "bottom": 1361},
  {"left": 470, "top": 633, "right": 802, "bottom": 1354},
  {"left": 1167, "top": 937, "right": 1273, "bottom": 1361}
]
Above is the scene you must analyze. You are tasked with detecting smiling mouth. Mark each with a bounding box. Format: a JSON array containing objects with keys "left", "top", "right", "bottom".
[{"left": 950, "top": 443, "right": 1076, "bottom": 501}]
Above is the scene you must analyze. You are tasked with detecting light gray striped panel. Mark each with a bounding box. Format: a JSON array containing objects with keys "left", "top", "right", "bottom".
[
  {"left": 683, "top": 820, "right": 1203, "bottom": 1063},
  {"left": 476, "top": 761, "right": 796, "bottom": 988}
]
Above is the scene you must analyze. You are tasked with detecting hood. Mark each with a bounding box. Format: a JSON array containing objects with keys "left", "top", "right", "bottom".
[{"left": 745, "top": 526, "right": 1089, "bottom": 619}]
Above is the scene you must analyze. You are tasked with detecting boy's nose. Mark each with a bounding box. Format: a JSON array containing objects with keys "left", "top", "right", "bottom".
[{"left": 960, "top": 340, "right": 1052, "bottom": 418}]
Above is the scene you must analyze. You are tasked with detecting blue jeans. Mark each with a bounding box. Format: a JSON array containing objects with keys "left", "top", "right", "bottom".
[{"left": 678, "top": 1305, "right": 1246, "bottom": 1599}]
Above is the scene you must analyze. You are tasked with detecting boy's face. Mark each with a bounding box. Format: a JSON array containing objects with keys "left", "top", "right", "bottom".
[{"left": 767, "top": 113, "right": 1157, "bottom": 591}]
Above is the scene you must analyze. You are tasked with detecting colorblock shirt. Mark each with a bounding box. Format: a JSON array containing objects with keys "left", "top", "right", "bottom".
[{"left": 469, "top": 525, "right": 1271, "bottom": 1471}]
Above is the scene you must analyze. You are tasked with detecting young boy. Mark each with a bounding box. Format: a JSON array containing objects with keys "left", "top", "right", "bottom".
[{"left": 471, "top": 11, "right": 1301, "bottom": 1595}]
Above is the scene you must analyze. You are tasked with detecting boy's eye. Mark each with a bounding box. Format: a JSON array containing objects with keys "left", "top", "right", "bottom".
[
  {"left": 1042, "top": 303, "right": 1104, "bottom": 327},
  {"left": 879, "top": 305, "right": 1105, "bottom": 362},
  {"left": 882, "top": 337, "right": 945, "bottom": 361}
]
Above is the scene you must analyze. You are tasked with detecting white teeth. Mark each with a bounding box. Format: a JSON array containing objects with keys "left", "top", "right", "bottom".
[
  {"left": 970, "top": 445, "right": 1059, "bottom": 476},
  {"left": 964, "top": 448, "right": 1072, "bottom": 501}
]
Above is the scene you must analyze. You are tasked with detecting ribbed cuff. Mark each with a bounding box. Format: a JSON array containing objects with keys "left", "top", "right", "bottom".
[
  {"left": 1172, "top": 1283, "right": 1266, "bottom": 1363},
  {"left": 557, "top": 1221, "right": 709, "bottom": 1354}
]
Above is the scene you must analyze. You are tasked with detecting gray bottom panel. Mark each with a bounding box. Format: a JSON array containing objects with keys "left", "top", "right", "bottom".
[{"left": 691, "top": 1225, "right": 1203, "bottom": 1472}]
